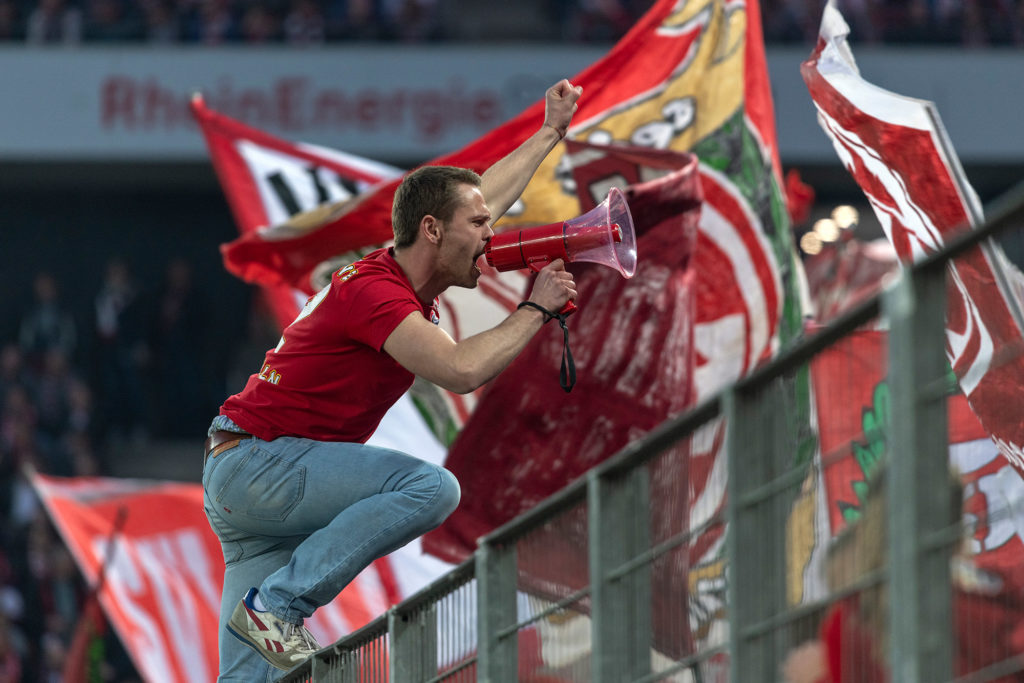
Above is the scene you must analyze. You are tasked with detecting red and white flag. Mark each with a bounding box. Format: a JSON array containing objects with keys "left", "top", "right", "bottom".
[
  {"left": 802, "top": 1, "right": 1024, "bottom": 474},
  {"left": 30, "top": 472, "right": 443, "bottom": 683},
  {"left": 190, "top": 96, "right": 403, "bottom": 327},
  {"left": 798, "top": 10, "right": 1024, "bottom": 663},
  {"left": 426, "top": 140, "right": 702, "bottom": 553},
  {"left": 808, "top": 330, "right": 1024, "bottom": 676}
]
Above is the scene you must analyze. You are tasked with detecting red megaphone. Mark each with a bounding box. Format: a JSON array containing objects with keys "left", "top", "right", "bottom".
[{"left": 484, "top": 187, "right": 636, "bottom": 315}]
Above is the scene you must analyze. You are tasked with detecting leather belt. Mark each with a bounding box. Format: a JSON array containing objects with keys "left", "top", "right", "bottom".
[{"left": 204, "top": 429, "right": 251, "bottom": 462}]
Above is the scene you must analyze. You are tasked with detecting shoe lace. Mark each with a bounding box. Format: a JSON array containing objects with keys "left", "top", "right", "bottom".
[{"left": 284, "top": 622, "right": 321, "bottom": 652}]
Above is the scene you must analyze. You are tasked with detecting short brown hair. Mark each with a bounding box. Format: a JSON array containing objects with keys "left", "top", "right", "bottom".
[{"left": 392, "top": 166, "right": 482, "bottom": 249}]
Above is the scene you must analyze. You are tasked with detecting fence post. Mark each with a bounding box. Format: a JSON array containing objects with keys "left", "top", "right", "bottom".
[
  {"left": 476, "top": 541, "right": 518, "bottom": 682},
  {"left": 883, "top": 267, "right": 953, "bottom": 682},
  {"left": 389, "top": 604, "right": 436, "bottom": 683},
  {"left": 589, "top": 467, "right": 652, "bottom": 682},
  {"left": 726, "top": 382, "right": 791, "bottom": 683}
]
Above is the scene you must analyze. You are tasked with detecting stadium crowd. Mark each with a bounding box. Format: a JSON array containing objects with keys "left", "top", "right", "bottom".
[
  {"left": 0, "top": 0, "right": 1022, "bottom": 46},
  {"left": 0, "top": 258, "right": 230, "bottom": 681},
  {"left": 765, "top": 0, "right": 1024, "bottom": 45},
  {"left": 0, "top": 0, "right": 656, "bottom": 44}
]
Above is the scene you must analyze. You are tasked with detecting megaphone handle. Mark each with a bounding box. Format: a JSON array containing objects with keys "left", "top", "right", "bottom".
[{"left": 526, "top": 260, "right": 577, "bottom": 317}]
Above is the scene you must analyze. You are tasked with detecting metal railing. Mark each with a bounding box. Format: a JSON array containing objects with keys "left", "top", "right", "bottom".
[{"left": 281, "top": 184, "right": 1024, "bottom": 683}]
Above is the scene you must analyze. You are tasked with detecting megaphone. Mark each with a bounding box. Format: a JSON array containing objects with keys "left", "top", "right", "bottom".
[{"left": 484, "top": 187, "right": 636, "bottom": 315}]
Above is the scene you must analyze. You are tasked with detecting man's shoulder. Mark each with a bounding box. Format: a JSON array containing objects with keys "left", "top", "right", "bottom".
[
  {"left": 331, "top": 250, "right": 388, "bottom": 285},
  {"left": 330, "top": 251, "right": 417, "bottom": 309}
]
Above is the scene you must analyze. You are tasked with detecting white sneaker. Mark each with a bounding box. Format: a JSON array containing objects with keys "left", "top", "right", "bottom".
[{"left": 226, "top": 588, "right": 321, "bottom": 670}]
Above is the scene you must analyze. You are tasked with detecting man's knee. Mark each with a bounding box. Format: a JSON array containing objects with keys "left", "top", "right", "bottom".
[
  {"left": 434, "top": 466, "right": 461, "bottom": 518},
  {"left": 408, "top": 464, "right": 460, "bottom": 527}
]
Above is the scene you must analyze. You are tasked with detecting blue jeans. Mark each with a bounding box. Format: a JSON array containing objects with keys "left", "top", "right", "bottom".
[{"left": 202, "top": 432, "right": 461, "bottom": 682}]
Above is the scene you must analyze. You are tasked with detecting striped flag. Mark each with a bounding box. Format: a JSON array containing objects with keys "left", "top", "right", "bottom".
[{"left": 802, "top": 1, "right": 1024, "bottom": 476}]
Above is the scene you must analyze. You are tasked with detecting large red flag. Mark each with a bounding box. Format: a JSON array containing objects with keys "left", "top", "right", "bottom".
[
  {"left": 425, "top": 142, "right": 701, "bottom": 557},
  {"left": 802, "top": 1, "right": 1024, "bottom": 475},
  {"left": 789, "top": 10, "right": 1024, "bottom": 668},
  {"left": 30, "top": 473, "right": 422, "bottom": 683},
  {"left": 430, "top": 143, "right": 703, "bottom": 664},
  {"left": 426, "top": 2, "right": 805, "bottom": 654},
  {"left": 806, "top": 330, "right": 1024, "bottom": 678}
]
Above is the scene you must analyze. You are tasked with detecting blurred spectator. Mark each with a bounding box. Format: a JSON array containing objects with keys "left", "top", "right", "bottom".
[
  {"left": 25, "top": 0, "right": 82, "bottom": 43},
  {"left": 283, "top": 0, "right": 325, "bottom": 43},
  {"left": 65, "top": 381, "right": 95, "bottom": 443},
  {"left": 959, "top": 0, "right": 1022, "bottom": 45},
  {"left": 140, "top": 0, "right": 180, "bottom": 40},
  {"left": 384, "top": 0, "right": 441, "bottom": 42},
  {"left": 0, "top": 346, "right": 28, "bottom": 409},
  {"left": 874, "top": 0, "right": 933, "bottom": 44},
  {"left": 17, "top": 271, "right": 77, "bottom": 371},
  {"left": 64, "top": 432, "right": 100, "bottom": 477},
  {"left": 0, "top": 613, "right": 23, "bottom": 683},
  {"left": 836, "top": 0, "right": 876, "bottom": 43},
  {"left": 83, "top": 0, "right": 144, "bottom": 40},
  {"left": 1, "top": 387, "right": 37, "bottom": 463},
  {"left": 564, "top": 0, "right": 640, "bottom": 42},
  {"left": 181, "top": 0, "right": 238, "bottom": 43},
  {"left": 762, "top": 0, "right": 811, "bottom": 43},
  {"left": 0, "top": 0, "right": 23, "bottom": 40},
  {"left": 147, "top": 257, "right": 212, "bottom": 437},
  {"left": 239, "top": 1, "right": 280, "bottom": 41},
  {"left": 325, "top": 0, "right": 383, "bottom": 40},
  {"left": 92, "top": 257, "right": 148, "bottom": 446},
  {"left": 24, "top": 349, "right": 82, "bottom": 475},
  {"left": 577, "top": 0, "right": 630, "bottom": 42}
]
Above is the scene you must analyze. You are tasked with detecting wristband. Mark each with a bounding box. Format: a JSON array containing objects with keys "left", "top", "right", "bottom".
[
  {"left": 517, "top": 300, "right": 556, "bottom": 323},
  {"left": 517, "top": 301, "right": 576, "bottom": 392}
]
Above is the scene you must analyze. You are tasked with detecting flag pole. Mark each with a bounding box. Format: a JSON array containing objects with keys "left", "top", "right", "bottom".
[{"left": 61, "top": 502, "right": 129, "bottom": 683}]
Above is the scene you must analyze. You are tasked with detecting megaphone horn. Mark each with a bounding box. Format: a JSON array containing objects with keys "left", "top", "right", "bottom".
[{"left": 484, "top": 187, "right": 637, "bottom": 315}]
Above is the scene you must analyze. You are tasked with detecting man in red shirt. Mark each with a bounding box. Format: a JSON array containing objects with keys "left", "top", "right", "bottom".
[{"left": 203, "top": 79, "right": 582, "bottom": 679}]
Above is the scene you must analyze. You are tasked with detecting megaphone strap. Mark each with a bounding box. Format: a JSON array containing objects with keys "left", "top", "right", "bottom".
[{"left": 517, "top": 302, "right": 577, "bottom": 393}]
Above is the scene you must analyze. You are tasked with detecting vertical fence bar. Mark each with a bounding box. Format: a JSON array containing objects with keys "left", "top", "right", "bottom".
[
  {"left": 725, "top": 388, "right": 754, "bottom": 683},
  {"left": 726, "top": 380, "right": 790, "bottom": 683},
  {"left": 476, "top": 541, "right": 517, "bottom": 682},
  {"left": 390, "top": 604, "right": 436, "bottom": 683},
  {"left": 588, "top": 467, "right": 652, "bottom": 683},
  {"left": 883, "top": 267, "right": 953, "bottom": 682}
]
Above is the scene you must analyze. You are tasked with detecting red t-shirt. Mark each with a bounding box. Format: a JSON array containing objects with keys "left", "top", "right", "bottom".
[{"left": 221, "top": 248, "right": 439, "bottom": 443}]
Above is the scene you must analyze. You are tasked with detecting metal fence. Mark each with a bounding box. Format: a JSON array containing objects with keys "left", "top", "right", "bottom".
[{"left": 281, "top": 186, "right": 1024, "bottom": 683}]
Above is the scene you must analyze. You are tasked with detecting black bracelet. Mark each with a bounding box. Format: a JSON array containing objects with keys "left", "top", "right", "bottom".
[{"left": 517, "top": 301, "right": 556, "bottom": 323}]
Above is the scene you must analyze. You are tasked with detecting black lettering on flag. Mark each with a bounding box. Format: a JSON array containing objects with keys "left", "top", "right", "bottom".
[
  {"left": 307, "top": 166, "right": 330, "bottom": 204},
  {"left": 267, "top": 171, "right": 302, "bottom": 216},
  {"left": 267, "top": 166, "right": 360, "bottom": 217}
]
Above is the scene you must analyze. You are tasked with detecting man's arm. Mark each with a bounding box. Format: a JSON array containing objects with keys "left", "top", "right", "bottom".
[
  {"left": 382, "top": 260, "right": 576, "bottom": 394},
  {"left": 480, "top": 79, "right": 583, "bottom": 220}
]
